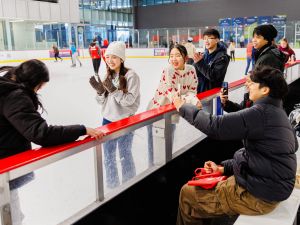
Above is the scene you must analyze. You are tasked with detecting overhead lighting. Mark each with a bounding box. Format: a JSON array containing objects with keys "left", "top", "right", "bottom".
[
  {"left": 43, "top": 22, "right": 58, "bottom": 25},
  {"left": 9, "top": 19, "right": 24, "bottom": 23}
]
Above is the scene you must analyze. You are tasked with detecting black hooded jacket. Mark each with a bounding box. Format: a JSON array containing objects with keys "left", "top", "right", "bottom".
[
  {"left": 254, "top": 45, "right": 287, "bottom": 72},
  {"left": 194, "top": 43, "right": 230, "bottom": 93},
  {"left": 179, "top": 96, "right": 298, "bottom": 202},
  {"left": 0, "top": 77, "right": 86, "bottom": 159}
]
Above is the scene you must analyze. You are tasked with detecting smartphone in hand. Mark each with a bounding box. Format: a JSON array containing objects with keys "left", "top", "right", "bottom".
[{"left": 222, "top": 82, "right": 228, "bottom": 95}]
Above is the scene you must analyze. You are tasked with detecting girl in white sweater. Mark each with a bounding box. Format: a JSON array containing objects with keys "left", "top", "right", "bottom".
[
  {"left": 147, "top": 44, "right": 201, "bottom": 166},
  {"left": 89, "top": 41, "right": 140, "bottom": 188}
]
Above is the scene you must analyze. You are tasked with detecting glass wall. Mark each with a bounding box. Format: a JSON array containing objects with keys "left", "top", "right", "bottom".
[
  {"left": 79, "top": 0, "right": 134, "bottom": 48},
  {"left": 1, "top": 13, "right": 300, "bottom": 51},
  {"left": 0, "top": 20, "right": 7, "bottom": 51},
  {"left": 138, "top": 0, "right": 203, "bottom": 7},
  {"left": 8, "top": 21, "right": 70, "bottom": 50},
  {"left": 133, "top": 22, "right": 300, "bottom": 49}
]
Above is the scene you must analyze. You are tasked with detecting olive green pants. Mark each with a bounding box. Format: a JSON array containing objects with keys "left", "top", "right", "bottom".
[{"left": 177, "top": 176, "right": 279, "bottom": 225}]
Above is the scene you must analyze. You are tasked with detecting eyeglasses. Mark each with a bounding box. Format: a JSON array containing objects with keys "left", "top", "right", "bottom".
[{"left": 203, "top": 37, "right": 216, "bottom": 42}]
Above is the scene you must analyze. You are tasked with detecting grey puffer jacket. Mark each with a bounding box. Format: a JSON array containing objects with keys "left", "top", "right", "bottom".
[{"left": 179, "top": 96, "right": 298, "bottom": 202}]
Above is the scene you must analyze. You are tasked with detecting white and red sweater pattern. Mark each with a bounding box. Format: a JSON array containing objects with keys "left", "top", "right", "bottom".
[{"left": 148, "top": 64, "right": 199, "bottom": 110}]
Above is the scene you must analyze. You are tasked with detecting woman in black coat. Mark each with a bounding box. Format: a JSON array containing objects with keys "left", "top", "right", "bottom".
[{"left": 0, "top": 59, "right": 103, "bottom": 224}]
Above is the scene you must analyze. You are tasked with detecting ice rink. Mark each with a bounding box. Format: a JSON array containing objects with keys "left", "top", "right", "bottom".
[
  {"left": 5, "top": 57, "right": 248, "bottom": 225},
  {"left": 37, "top": 57, "right": 246, "bottom": 126}
]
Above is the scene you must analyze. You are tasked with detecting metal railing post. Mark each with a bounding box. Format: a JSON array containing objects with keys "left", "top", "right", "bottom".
[
  {"left": 0, "top": 174, "right": 12, "bottom": 225},
  {"left": 94, "top": 145, "right": 104, "bottom": 202},
  {"left": 164, "top": 113, "right": 173, "bottom": 163}
]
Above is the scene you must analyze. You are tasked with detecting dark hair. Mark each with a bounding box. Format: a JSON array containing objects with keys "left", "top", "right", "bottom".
[
  {"left": 1, "top": 59, "right": 49, "bottom": 110},
  {"left": 90, "top": 42, "right": 96, "bottom": 47},
  {"left": 104, "top": 62, "right": 128, "bottom": 96},
  {"left": 169, "top": 44, "right": 188, "bottom": 58},
  {"left": 250, "top": 65, "right": 288, "bottom": 99},
  {"left": 253, "top": 24, "right": 277, "bottom": 44},
  {"left": 203, "top": 28, "right": 220, "bottom": 39},
  {"left": 281, "top": 38, "right": 291, "bottom": 51}
]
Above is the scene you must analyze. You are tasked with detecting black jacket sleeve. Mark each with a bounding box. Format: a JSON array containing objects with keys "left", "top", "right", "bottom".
[
  {"left": 3, "top": 91, "right": 86, "bottom": 147},
  {"left": 220, "top": 159, "right": 234, "bottom": 176},
  {"left": 178, "top": 103, "right": 264, "bottom": 140},
  {"left": 222, "top": 100, "right": 243, "bottom": 113},
  {"left": 194, "top": 55, "right": 229, "bottom": 85}
]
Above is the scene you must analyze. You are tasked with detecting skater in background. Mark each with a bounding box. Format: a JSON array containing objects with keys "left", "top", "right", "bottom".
[
  {"left": 101, "top": 39, "right": 109, "bottom": 63},
  {"left": 52, "top": 44, "right": 63, "bottom": 62},
  {"left": 89, "top": 39, "right": 101, "bottom": 76},
  {"left": 245, "top": 40, "right": 256, "bottom": 75},
  {"left": 89, "top": 41, "right": 140, "bottom": 189},
  {"left": 278, "top": 38, "right": 296, "bottom": 62},
  {"left": 70, "top": 42, "right": 82, "bottom": 67},
  {"left": 184, "top": 37, "right": 196, "bottom": 65},
  {"left": 229, "top": 41, "right": 236, "bottom": 62}
]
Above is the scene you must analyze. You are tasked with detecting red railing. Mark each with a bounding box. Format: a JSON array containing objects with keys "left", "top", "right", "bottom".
[{"left": 0, "top": 61, "right": 299, "bottom": 175}]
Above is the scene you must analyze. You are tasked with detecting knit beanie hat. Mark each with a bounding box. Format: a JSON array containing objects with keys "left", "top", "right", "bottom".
[
  {"left": 104, "top": 41, "right": 126, "bottom": 61},
  {"left": 253, "top": 24, "right": 278, "bottom": 43}
]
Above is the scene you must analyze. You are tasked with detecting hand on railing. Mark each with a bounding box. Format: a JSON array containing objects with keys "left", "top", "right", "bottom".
[
  {"left": 173, "top": 96, "right": 186, "bottom": 111},
  {"left": 86, "top": 127, "right": 105, "bottom": 140}
]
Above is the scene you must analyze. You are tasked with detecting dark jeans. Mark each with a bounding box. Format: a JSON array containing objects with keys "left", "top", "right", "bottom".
[
  {"left": 230, "top": 51, "right": 235, "bottom": 61},
  {"left": 9, "top": 172, "right": 35, "bottom": 190},
  {"left": 92, "top": 58, "right": 101, "bottom": 74},
  {"left": 9, "top": 173, "right": 35, "bottom": 225},
  {"left": 102, "top": 118, "right": 136, "bottom": 189},
  {"left": 245, "top": 57, "right": 255, "bottom": 75},
  {"left": 147, "top": 123, "right": 176, "bottom": 167},
  {"left": 54, "top": 52, "right": 62, "bottom": 61}
]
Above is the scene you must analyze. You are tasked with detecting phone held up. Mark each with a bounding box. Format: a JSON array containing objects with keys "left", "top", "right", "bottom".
[{"left": 222, "top": 82, "right": 228, "bottom": 95}]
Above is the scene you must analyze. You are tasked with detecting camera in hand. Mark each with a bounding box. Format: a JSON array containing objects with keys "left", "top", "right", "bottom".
[{"left": 222, "top": 82, "right": 228, "bottom": 95}]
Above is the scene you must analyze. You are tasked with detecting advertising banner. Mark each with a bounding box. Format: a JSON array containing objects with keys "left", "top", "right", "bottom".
[
  {"left": 272, "top": 15, "right": 287, "bottom": 24},
  {"left": 258, "top": 16, "right": 272, "bottom": 24},
  {"left": 49, "top": 49, "right": 71, "bottom": 58},
  {"left": 219, "top": 18, "right": 232, "bottom": 27},
  {"left": 233, "top": 17, "right": 245, "bottom": 26},
  {"left": 154, "top": 48, "right": 167, "bottom": 56},
  {"left": 245, "top": 16, "right": 258, "bottom": 25}
]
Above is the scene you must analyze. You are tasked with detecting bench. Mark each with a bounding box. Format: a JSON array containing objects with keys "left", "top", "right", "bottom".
[{"left": 234, "top": 188, "right": 300, "bottom": 225}]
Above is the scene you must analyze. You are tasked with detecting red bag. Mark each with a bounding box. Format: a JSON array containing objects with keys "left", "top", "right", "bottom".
[{"left": 187, "top": 168, "right": 227, "bottom": 189}]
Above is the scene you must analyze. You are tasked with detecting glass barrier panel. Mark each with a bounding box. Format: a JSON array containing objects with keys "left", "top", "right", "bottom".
[
  {"left": 178, "top": 28, "right": 189, "bottom": 44},
  {"left": 102, "top": 125, "right": 151, "bottom": 194},
  {"left": 11, "top": 149, "right": 97, "bottom": 225},
  {"left": 172, "top": 116, "right": 206, "bottom": 155},
  {"left": 139, "top": 29, "right": 149, "bottom": 48},
  {"left": 158, "top": 29, "right": 168, "bottom": 48},
  {"left": 225, "top": 86, "right": 246, "bottom": 110}
]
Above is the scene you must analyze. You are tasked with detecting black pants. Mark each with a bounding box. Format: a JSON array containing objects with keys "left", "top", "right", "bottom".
[
  {"left": 230, "top": 51, "right": 235, "bottom": 61},
  {"left": 54, "top": 52, "right": 62, "bottom": 61},
  {"left": 92, "top": 58, "right": 101, "bottom": 74}
]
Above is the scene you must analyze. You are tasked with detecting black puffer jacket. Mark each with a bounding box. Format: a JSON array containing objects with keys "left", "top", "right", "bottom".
[
  {"left": 254, "top": 45, "right": 287, "bottom": 72},
  {"left": 0, "top": 77, "right": 86, "bottom": 159},
  {"left": 179, "top": 96, "right": 298, "bottom": 202},
  {"left": 222, "top": 92, "right": 253, "bottom": 113},
  {"left": 194, "top": 43, "right": 230, "bottom": 93}
]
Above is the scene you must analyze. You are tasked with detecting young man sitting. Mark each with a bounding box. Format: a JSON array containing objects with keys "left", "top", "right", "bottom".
[{"left": 173, "top": 65, "right": 298, "bottom": 225}]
